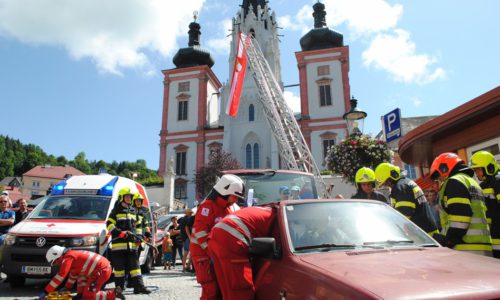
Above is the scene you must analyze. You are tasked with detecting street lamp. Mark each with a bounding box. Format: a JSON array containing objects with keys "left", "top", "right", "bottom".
[{"left": 343, "top": 96, "right": 367, "bottom": 136}]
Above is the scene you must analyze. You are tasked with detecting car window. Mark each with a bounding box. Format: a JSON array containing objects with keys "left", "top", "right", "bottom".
[
  {"left": 284, "top": 201, "right": 436, "bottom": 252},
  {"left": 29, "top": 196, "right": 111, "bottom": 221}
]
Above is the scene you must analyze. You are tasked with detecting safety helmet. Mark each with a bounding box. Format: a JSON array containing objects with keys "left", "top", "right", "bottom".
[
  {"left": 46, "top": 245, "right": 66, "bottom": 265},
  {"left": 355, "top": 167, "right": 376, "bottom": 189},
  {"left": 470, "top": 150, "right": 499, "bottom": 176},
  {"left": 374, "top": 163, "right": 400, "bottom": 186},
  {"left": 430, "top": 152, "right": 463, "bottom": 180},
  {"left": 214, "top": 174, "right": 245, "bottom": 199},
  {"left": 118, "top": 187, "right": 134, "bottom": 202},
  {"left": 133, "top": 192, "right": 144, "bottom": 205}
]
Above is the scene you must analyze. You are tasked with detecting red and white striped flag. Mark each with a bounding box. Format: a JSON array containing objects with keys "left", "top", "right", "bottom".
[{"left": 226, "top": 32, "right": 248, "bottom": 117}]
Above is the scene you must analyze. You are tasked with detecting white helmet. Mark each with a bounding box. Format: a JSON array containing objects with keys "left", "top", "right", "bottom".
[
  {"left": 214, "top": 174, "right": 245, "bottom": 199},
  {"left": 46, "top": 245, "right": 66, "bottom": 265}
]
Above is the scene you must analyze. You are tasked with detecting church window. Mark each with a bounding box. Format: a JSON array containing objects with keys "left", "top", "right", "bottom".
[
  {"left": 178, "top": 81, "right": 190, "bottom": 92},
  {"left": 319, "top": 84, "right": 332, "bottom": 106},
  {"left": 253, "top": 143, "right": 260, "bottom": 168},
  {"left": 178, "top": 100, "right": 188, "bottom": 120},
  {"left": 176, "top": 151, "right": 187, "bottom": 175},
  {"left": 246, "top": 144, "right": 252, "bottom": 168},
  {"left": 317, "top": 65, "right": 330, "bottom": 76},
  {"left": 264, "top": 20, "right": 268, "bottom": 30},
  {"left": 174, "top": 179, "right": 187, "bottom": 199},
  {"left": 250, "top": 28, "right": 256, "bottom": 38},
  {"left": 249, "top": 104, "right": 255, "bottom": 122}
]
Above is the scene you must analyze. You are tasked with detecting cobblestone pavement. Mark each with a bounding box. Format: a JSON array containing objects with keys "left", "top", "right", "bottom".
[{"left": 0, "top": 267, "right": 201, "bottom": 300}]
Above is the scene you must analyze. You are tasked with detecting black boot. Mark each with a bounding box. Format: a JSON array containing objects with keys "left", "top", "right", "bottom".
[{"left": 133, "top": 276, "right": 151, "bottom": 295}]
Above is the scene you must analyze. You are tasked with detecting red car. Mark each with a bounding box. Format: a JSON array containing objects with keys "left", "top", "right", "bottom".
[{"left": 251, "top": 199, "right": 500, "bottom": 299}]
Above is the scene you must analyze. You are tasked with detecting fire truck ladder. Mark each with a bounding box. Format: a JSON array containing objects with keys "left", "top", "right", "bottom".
[{"left": 245, "top": 35, "right": 330, "bottom": 198}]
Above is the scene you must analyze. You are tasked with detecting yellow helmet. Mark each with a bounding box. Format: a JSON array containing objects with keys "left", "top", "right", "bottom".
[
  {"left": 355, "top": 167, "right": 376, "bottom": 189},
  {"left": 375, "top": 163, "right": 400, "bottom": 186},
  {"left": 118, "top": 187, "right": 134, "bottom": 202},
  {"left": 470, "top": 150, "right": 499, "bottom": 176},
  {"left": 133, "top": 192, "right": 144, "bottom": 205}
]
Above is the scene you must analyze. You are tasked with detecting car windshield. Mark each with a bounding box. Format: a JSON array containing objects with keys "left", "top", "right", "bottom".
[
  {"left": 236, "top": 171, "right": 318, "bottom": 205},
  {"left": 285, "top": 201, "right": 437, "bottom": 252},
  {"left": 29, "top": 195, "right": 111, "bottom": 221}
]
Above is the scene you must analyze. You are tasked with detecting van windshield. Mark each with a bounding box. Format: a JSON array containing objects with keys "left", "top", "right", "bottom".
[{"left": 29, "top": 196, "right": 111, "bottom": 221}]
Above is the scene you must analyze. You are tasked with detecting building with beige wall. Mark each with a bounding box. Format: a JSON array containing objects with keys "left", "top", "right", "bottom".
[{"left": 22, "top": 165, "right": 85, "bottom": 199}]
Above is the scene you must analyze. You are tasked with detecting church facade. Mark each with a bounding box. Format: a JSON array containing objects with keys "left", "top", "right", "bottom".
[{"left": 159, "top": 1, "right": 351, "bottom": 206}]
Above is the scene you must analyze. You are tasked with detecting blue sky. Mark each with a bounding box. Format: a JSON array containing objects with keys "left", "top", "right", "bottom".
[{"left": 0, "top": 0, "right": 499, "bottom": 171}]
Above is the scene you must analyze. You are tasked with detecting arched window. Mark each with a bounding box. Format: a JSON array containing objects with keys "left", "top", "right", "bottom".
[
  {"left": 246, "top": 144, "right": 252, "bottom": 168},
  {"left": 250, "top": 28, "right": 256, "bottom": 38},
  {"left": 249, "top": 104, "right": 255, "bottom": 122},
  {"left": 253, "top": 143, "right": 260, "bottom": 168}
]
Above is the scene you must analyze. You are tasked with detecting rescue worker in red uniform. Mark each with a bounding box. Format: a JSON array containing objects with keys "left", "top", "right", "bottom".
[
  {"left": 190, "top": 174, "right": 245, "bottom": 300},
  {"left": 39, "top": 245, "right": 125, "bottom": 300},
  {"left": 208, "top": 206, "right": 276, "bottom": 300},
  {"left": 470, "top": 150, "right": 500, "bottom": 258}
]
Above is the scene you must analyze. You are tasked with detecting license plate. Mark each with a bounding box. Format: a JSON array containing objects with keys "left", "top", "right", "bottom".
[{"left": 21, "top": 265, "right": 51, "bottom": 275}]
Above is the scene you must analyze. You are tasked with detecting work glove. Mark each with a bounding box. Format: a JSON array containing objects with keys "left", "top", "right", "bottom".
[
  {"left": 118, "top": 231, "right": 128, "bottom": 239},
  {"left": 38, "top": 292, "right": 47, "bottom": 300}
]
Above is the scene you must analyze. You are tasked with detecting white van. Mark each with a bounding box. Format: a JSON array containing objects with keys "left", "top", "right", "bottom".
[{"left": 0, "top": 174, "right": 156, "bottom": 288}]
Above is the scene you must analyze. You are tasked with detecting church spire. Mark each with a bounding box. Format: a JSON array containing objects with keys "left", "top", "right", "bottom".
[
  {"left": 300, "top": 1, "right": 344, "bottom": 51},
  {"left": 242, "top": 0, "right": 267, "bottom": 18}
]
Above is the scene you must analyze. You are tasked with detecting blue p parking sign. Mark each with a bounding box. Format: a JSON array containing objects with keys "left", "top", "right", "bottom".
[{"left": 383, "top": 108, "right": 402, "bottom": 143}]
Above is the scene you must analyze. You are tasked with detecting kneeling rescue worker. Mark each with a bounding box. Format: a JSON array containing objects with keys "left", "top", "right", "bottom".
[
  {"left": 190, "top": 174, "right": 245, "bottom": 300},
  {"left": 39, "top": 245, "right": 125, "bottom": 300},
  {"left": 208, "top": 206, "right": 277, "bottom": 300}
]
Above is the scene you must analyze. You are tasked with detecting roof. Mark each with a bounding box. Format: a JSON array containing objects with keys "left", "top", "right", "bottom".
[
  {"left": 23, "top": 165, "right": 85, "bottom": 179},
  {"left": 0, "top": 176, "right": 22, "bottom": 186}
]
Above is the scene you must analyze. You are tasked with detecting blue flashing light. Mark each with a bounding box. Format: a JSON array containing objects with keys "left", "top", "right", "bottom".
[
  {"left": 51, "top": 181, "right": 67, "bottom": 195},
  {"left": 98, "top": 176, "right": 119, "bottom": 196}
]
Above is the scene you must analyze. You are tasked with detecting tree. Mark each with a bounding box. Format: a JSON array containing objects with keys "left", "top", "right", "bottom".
[
  {"left": 70, "top": 152, "right": 92, "bottom": 174},
  {"left": 194, "top": 149, "right": 241, "bottom": 199},
  {"left": 325, "top": 135, "right": 392, "bottom": 183}
]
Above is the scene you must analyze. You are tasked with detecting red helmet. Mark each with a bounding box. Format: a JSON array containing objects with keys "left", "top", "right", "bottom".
[{"left": 430, "top": 152, "right": 463, "bottom": 180}]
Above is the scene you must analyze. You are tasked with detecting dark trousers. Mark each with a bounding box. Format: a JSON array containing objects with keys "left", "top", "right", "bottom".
[
  {"left": 171, "top": 243, "right": 183, "bottom": 266},
  {"left": 111, "top": 250, "right": 142, "bottom": 289}
]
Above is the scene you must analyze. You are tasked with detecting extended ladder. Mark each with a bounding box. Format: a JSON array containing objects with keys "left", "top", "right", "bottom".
[{"left": 244, "top": 35, "right": 330, "bottom": 198}]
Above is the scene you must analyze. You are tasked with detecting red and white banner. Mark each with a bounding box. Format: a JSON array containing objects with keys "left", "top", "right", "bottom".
[{"left": 226, "top": 32, "right": 248, "bottom": 117}]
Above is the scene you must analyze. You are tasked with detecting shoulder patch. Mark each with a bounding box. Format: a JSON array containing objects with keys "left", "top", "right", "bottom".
[{"left": 201, "top": 207, "right": 210, "bottom": 216}]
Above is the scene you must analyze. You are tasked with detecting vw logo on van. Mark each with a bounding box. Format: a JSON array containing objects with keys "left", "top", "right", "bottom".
[{"left": 36, "top": 237, "right": 46, "bottom": 247}]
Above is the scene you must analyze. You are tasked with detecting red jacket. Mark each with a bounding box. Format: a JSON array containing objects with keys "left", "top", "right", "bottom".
[
  {"left": 210, "top": 206, "right": 276, "bottom": 249},
  {"left": 190, "top": 196, "right": 234, "bottom": 256},
  {"left": 45, "top": 250, "right": 110, "bottom": 293}
]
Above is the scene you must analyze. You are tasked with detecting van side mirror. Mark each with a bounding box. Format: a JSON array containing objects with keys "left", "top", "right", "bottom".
[{"left": 250, "top": 237, "right": 281, "bottom": 259}]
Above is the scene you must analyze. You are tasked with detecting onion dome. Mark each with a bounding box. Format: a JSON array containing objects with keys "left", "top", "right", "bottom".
[
  {"left": 173, "top": 20, "right": 214, "bottom": 68},
  {"left": 300, "top": 2, "right": 344, "bottom": 51}
]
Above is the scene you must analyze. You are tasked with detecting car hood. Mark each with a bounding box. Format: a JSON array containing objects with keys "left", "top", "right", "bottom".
[
  {"left": 10, "top": 219, "right": 105, "bottom": 236},
  {"left": 299, "top": 247, "right": 500, "bottom": 299}
]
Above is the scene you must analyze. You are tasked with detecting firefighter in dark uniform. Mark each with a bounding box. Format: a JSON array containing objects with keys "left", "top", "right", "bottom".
[
  {"left": 469, "top": 150, "right": 500, "bottom": 257},
  {"left": 430, "top": 152, "right": 492, "bottom": 256},
  {"left": 375, "top": 162, "right": 439, "bottom": 236},
  {"left": 106, "top": 187, "right": 151, "bottom": 294},
  {"left": 352, "top": 167, "right": 389, "bottom": 203},
  {"left": 132, "top": 192, "right": 152, "bottom": 252}
]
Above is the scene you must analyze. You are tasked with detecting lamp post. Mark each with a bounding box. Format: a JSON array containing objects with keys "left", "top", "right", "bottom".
[{"left": 343, "top": 96, "right": 367, "bottom": 136}]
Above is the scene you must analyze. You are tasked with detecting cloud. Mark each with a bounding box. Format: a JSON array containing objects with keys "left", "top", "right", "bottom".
[
  {"left": 0, "top": 0, "right": 205, "bottom": 75},
  {"left": 283, "top": 90, "right": 301, "bottom": 112},
  {"left": 362, "top": 30, "right": 446, "bottom": 84},
  {"left": 322, "top": 0, "right": 402, "bottom": 37},
  {"left": 206, "top": 19, "right": 232, "bottom": 54},
  {"left": 279, "top": 0, "right": 444, "bottom": 84},
  {"left": 412, "top": 97, "right": 423, "bottom": 108}
]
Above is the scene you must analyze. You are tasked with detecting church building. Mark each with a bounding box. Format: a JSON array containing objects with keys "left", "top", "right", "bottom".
[{"left": 159, "top": 1, "right": 352, "bottom": 206}]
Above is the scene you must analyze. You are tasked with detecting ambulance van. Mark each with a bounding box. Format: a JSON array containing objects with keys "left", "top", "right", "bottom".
[{"left": 0, "top": 174, "right": 156, "bottom": 288}]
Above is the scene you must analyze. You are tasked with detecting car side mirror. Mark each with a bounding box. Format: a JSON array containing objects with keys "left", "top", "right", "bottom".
[{"left": 250, "top": 237, "right": 281, "bottom": 259}]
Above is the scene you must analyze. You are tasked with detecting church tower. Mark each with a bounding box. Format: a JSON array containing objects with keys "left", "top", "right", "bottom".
[
  {"left": 295, "top": 2, "right": 351, "bottom": 169},
  {"left": 158, "top": 17, "right": 222, "bottom": 206},
  {"left": 221, "top": 0, "right": 282, "bottom": 169}
]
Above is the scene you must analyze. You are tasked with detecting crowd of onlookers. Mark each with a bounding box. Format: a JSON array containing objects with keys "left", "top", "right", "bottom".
[
  {"left": 162, "top": 208, "right": 196, "bottom": 273},
  {"left": 0, "top": 191, "right": 29, "bottom": 245}
]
